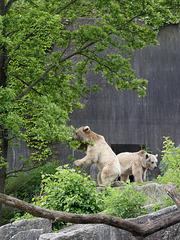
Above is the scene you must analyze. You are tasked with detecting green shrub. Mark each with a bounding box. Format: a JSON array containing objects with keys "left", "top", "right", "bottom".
[
  {"left": 156, "top": 137, "right": 180, "bottom": 208},
  {"left": 103, "top": 182, "right": 149, "bottom": 219},
  {"left": 36, "top": 165, "right": 104, "bottom": 214},
  {"left": 5, "top": 161, "right": 59, "bottom": 202},
  {"left": 157, "top": 137, "right": 180, "bottom": 187},
  {"left": 9, "top": 165, "right": 153, "bottom": 229},
  {"left": 30, "top": 165, "right": 104, "bottom": 229},
  {"left": 2, "top": 206, "right": 15, "bottom": 225},
  {"left": 3, "top": 161, "right": 59, "bottom": 225}
]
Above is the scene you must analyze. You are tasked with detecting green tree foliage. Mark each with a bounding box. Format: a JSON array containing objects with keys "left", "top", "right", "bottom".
[{"left": 0, "top": 0, "right": 179, "bottom": 223}]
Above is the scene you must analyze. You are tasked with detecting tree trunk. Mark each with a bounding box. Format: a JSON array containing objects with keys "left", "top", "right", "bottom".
[
  {"left": 0, "top": 190, "right": 180, "bottom": 238},
  {"left": 0, "top": 0, "right": 8, "bottom": 225},
  {"left": 0, "top": 130, "right": 8, "bottom": 225}
]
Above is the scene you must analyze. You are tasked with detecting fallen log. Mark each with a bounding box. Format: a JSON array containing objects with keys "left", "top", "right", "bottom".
[
  {"left": 1, "top": 183, "right": 180, "bottom": 238},
  {"left": 164, "top": 182, "right": 180, "bottom": 208}
]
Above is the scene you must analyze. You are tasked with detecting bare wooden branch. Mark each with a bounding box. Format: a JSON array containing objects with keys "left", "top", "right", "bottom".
[
  {"left": 1, "top": 193, "right": 180, "bottom": 238},
  {"left": 56, "top": 0, "right": 78, "bottom": 15},
  {"left": 5, "top": 33, "right": 35, "bottom": 67},
  {"left": 15, "top": 64, "right": 56, "bottom": 99},
  {"left": 4, "top": 0, "right": 17, "bottom": 14},
  {"left": 164, "top": 182, "right": 180, "bottom": 208}
]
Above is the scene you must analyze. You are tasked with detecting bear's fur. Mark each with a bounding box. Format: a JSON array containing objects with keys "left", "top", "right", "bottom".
[
  {"left": 117, "top": 150, "right": 158, "bottom": 183},
  {"left": 73, "top": 126, "right": 121, "bottom": 186}
]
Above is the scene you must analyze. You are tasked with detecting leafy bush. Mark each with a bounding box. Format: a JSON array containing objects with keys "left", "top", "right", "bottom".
[
  {"left": 155, "top": 137, "right": 180, "bottom": 209},
  {"left": 36, "top": 165, "right": 104, "bottom": 214},
  {"left": 103, "top": 182, "right": 149, "bottom": 219},
  {"left": 5, "top": 161, "right": 59, "bottom": 202},
  {"left": 3, "top": 161, "right": 59, "bottom": 225},
  {"left": 9, "top": 165, "right": 152, "bottom": 229},
  {"left": 157, "top": 137, "right": 180, "bottom": 187},
  {"left": 2, "top": 206, "right": 15, "bottom": 225},
  {"left": 28, "top": 165, "right": 104, "bottom": 229}
]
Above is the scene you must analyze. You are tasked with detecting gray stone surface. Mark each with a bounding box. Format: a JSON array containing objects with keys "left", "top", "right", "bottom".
[
  {"left": 11, "top": 229, "right": 44, "bottom": 240},
  {"left": 11, "top": 218, "right": 52, "bottom": 233},
  {"left": 40, "top": 205, "right": 180, "bottom": 240},
  {"left": 0, "top": 218, "right": 52, "bottom": 240},
  {"left": 97, "top": 182, "right": 167, "bottom": 203},
  {"left": 0, "top": 224, "right": 18, "bottom": 240},
  {"left": 132, "top": 182, "right": 167, "bottom": 203},
  {"left": 39, "top": 224, "right": 112, "bottom": 240},
  {"left": 1, "top": 205, "right": 180, "bottom": 240}
]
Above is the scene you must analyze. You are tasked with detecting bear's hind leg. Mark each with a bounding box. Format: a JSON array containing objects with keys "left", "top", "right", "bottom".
[
  {"left": 100, "top": 168, "right": 117, "bottom": 186},
  {"left": 120, "top": 174, "right": 129, "bottom": 182},
  {"left": 132, "top": 164, "right": 143, "bottom": 183},
  {"left": 142, "top": 169, "right": 147, "bottom": 182},
  {"left": 97, "top": 172, "right": 103, "bottom": 186}
]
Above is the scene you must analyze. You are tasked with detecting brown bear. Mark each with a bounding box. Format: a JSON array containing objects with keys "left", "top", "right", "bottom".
[
  {"left": 117, "top": 150, "right": 158, "bottom": 183},
  {"left": 73, "top": 126, "right": 121, "bottom": 186}
]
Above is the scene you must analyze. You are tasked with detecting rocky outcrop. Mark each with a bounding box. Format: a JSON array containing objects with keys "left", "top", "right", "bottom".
[
  {"left": 97, "top": 182, "right": 167, "bottom": 203},
  {"left": 40, "top": 205, "right": 180, "bottom": 240},
  {"left": 1, "top": 205, "right": 179, "bottom": 240},
  {"left": 0, "top": 218, "right": 52, "bottom": 240},
  {"left": 1, "top": 183, "right": 179, "bottom": 240}
]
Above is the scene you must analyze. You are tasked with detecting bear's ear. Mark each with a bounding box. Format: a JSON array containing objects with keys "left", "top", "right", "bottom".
[
  {"left": 83, "top": 126, "right": 90, "bottom": 132},
  {"left": 146, "top": 154, "right": 149, "bottom": 159},
  {"left": 155, "top": 154, "right": 158, "bottom": 158}
]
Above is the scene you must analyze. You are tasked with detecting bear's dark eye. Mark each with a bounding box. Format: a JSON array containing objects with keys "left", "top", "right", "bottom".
[{"left": 151, "top": 161, "right": 154, "bottom": 164}]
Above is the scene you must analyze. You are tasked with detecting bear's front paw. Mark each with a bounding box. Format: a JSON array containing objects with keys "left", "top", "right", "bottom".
[{"left": 74, "top": 160, "right": 82, "bottom": 167}]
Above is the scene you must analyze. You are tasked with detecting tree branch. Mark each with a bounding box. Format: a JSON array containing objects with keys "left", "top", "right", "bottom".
[
  {"left": 80, "top": 51, "right": 127, "bottom": 82},
  {"left": 5, "top": 32, "right": 35, "bottom": 67},
  {"left": 56, "top": 0, "right": 78, "bottom": 15},
  {"left": 164, "top": 182, "right": 180, "bottom": 208},
  {"left": 11, "top": 74, "right": 42, "bottom": 96},
  {"left": 13, "top": 11, "right": 157, "bottom": 100},
  {"left": 0, "top": 192, "right": 180, "bottom": 238},
  {"left": 15, "top": 41, "right": 95, "bottom": 99},
  {"left": 4, "top": 0, "right": 17, "bottom": 14},
  {"left": 6, "top": 161, "right": 47, "bottom": 178},
  {"left": 15, "top": 64, "right": 56, "bottom": 99}
]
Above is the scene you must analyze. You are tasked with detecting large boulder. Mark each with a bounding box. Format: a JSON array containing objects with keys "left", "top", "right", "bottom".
[
  {"left": 0, "top": 218, "right": 52, "bottom": 240},
  {"left": 40, "top": 205, "right": 180, "bottom": 240}
]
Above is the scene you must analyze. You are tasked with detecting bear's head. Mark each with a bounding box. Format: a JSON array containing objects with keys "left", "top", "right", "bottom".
[
  {"left": 73, "top": 126, "right": 91, "bottom": 142},
  {"left": 145, "top": 153, "right": 158, "bottom": 170}
]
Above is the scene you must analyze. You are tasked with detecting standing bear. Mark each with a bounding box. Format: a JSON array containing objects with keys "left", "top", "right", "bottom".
[
  {"left": 117, "top": 150, "right": 158, "bottom": 183},
  {"left": 73, "top": 126, "right": 121, "bottom": 186}
]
